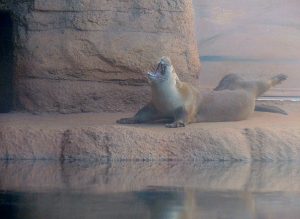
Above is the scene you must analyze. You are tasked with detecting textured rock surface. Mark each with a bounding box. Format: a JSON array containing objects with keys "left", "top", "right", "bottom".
[
  {"left": 17, "top": 78, "right": 150, "bottom": 113},
  {"left": 5, "top": 0, "right": 200, "bottom": 113},
  {"left": 0, "top": 102, "right": 299, "bottom": 161},
  {"left": 1, "top": 161, "right": 300, "bottom": 193}
]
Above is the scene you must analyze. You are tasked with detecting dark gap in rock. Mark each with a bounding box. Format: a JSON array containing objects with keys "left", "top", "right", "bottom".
[{"left": 0, "top": 11, "right": 13, "bottom": 113}]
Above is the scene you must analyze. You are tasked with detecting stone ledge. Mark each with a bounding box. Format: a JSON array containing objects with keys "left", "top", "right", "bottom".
[{"left": 1, "top": 102, "right": 300, "bottom": 161}]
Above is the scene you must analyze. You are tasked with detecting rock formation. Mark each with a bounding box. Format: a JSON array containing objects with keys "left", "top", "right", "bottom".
[{"left": 1, "top": 0, "right": 200, "bottom": 113}]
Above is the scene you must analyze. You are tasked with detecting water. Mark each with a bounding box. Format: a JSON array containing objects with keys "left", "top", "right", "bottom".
[{"left": 1, "top": 161, "right": 300, "bottom": 219}]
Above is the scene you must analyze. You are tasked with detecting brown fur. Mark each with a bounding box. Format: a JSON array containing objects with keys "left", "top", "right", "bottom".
[{"left": 117, "top": 57, "right": 287, "bottom": 128}]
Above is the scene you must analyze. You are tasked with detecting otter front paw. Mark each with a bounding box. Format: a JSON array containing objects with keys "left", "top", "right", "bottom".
[
  {"left": 165, "top": 121, "right": 185, "bottom": 128},
  {"left": 116, "top": 118, "right": 137, "bottom": 124}
]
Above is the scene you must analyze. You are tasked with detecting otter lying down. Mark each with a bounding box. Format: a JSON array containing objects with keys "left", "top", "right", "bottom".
[{"left": 117, "top": 57, "right": 287, "bottom": 128}]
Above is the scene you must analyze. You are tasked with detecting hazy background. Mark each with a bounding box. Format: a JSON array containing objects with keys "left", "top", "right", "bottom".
[{"left": 193, "top": 0, "right": 300, "bottom": 96}]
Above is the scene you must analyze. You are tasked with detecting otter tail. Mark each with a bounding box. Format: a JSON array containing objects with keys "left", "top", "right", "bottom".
[
  {"left": 270, "top": 74, "right": 288, "bottom": 86},
  {"left": 255, "top": 104, "right": 288, "bottom": 115}
]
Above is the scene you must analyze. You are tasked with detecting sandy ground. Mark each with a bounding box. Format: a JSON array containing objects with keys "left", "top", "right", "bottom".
[{"left": 0, "top": 101, "right": 300, "bottom": 161}]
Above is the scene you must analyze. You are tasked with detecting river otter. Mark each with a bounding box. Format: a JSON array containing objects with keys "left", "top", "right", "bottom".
[{"left": 117, "top": 57, "right": 287, "bottom": 128}]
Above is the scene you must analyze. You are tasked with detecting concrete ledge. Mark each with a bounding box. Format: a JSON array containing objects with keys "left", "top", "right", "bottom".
[{"left": 1, "top": 102, "right": 300, "bottom": 161}]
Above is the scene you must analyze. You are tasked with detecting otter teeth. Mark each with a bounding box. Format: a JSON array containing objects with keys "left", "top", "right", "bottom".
[
  {"left": 147, "top": 71, "right": 157, "bottom": 79},
  {"left": 147, "top": 71, "right": 155, "bottom": 76}
]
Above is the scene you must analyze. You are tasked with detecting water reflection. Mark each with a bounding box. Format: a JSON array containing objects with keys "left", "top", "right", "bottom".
[
  {"left": 1, "top": 188, "right": 300, "bottom": 219},
  {"left": 1, "top": 161, "right": 300, "bottom": 219}
]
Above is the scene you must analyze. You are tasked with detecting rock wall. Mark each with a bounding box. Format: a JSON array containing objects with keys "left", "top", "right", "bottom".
[{"left": 5, "top": 0, "right": 200, "bottom": 113}]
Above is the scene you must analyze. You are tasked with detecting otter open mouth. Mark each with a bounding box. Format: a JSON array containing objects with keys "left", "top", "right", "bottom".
[{"left": 147, "top": 62, "right": 166, "bottom": 82}]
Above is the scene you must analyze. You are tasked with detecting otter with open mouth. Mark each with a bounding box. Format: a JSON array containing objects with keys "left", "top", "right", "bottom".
[{"left": 117, "top": 57, "right": 287, "bottom": 128}]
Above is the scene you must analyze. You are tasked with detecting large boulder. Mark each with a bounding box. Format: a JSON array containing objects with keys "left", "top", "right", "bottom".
[{"left": 10, "top": 0, "right": 200, "bottom": 113}]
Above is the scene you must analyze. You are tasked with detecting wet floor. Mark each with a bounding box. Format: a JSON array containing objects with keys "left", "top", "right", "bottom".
[{"left": 1, "top": 161, "right": 300, "bottom": 219}]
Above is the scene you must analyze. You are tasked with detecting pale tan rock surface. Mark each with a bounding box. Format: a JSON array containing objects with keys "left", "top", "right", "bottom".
[
  {"left": 17, "top": 79, "right": 150, "bottom": 113},
  {"left": 0, "top": 102, "right": 299, "bottom": 161},
  {"left": 2, "top": 0, "right": 200, "bottom": 113}
]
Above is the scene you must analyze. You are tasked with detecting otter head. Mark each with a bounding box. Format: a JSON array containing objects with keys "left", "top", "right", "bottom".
[{"left": 147, "top": 56, "right": 179, "bottom": 86}]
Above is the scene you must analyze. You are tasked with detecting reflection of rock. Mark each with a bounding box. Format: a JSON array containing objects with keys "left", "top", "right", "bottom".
[
  {"left": 2, "top": 161, "right": 300, "bottom": 193},
  {"left": 0, "top": 161, "right": 63, "bottom": 190},
  {"left": 60, "top": 162, "right": 250, "bottom": 192},
  {"left": 2, "top": 161, "right": 300, "bottom": 219},
  {"left": 254, "top": 192, "right": 300, "bottom": 219},
  {"left": 2, "top": 188, "right": 300, "bottom": 219},
  {"left": 1, "top": 191, "right": 149, "bottom": 219},
  {"left": 2, "top": 0, "right": 200, "bottom": 113},
  {"left": 136, "top": 188, "right": 184, "bottom": 219},
  {"left": 246, "top": 162, "right": 300, "bottom": 191},
  {"left": 195, "top": 192, "right": 255, "bottom": 219}
]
